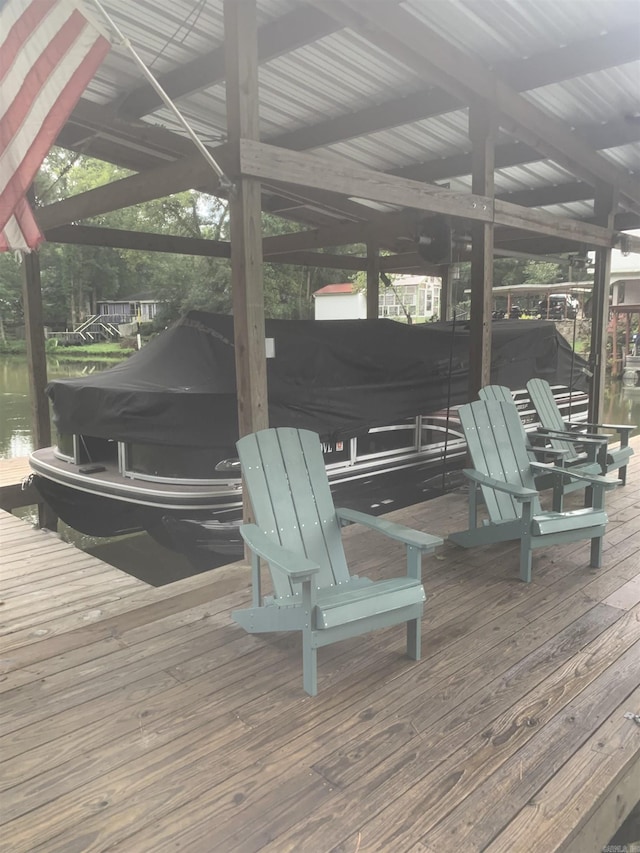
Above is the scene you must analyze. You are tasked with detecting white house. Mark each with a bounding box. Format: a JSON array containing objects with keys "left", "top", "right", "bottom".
[
  {"left": 379, "top": 274, "right": 442, "bottom": 322},
  {"left": 313, "top": 283, "right": 367, "bottom": 320},
  {"left": 610, "top": 230, "right": 640, "bottom": 309}
]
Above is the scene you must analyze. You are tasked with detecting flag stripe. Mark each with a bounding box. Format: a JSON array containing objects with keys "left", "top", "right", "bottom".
[
  {"left": 0, "top": 0, "right": 110, "bottom": 251},
  {"left": 1, "top": 200, "right": 44, "bottom": 253},
  {"left": 0, "top": 26, "right": 109, "bottom": 202},
  {"left": 1, "top": 11, "right": 90, "bottom": 149},
  {"left": 0, "top": 0, "right": 52, "bottom": 81}
]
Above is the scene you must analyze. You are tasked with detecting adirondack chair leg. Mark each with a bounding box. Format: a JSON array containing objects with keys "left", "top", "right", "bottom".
[
  {"left": 302, "top": 629, "right": 318, "bottom": 696},
  {"left": 552, "top": 480, "right": 564, "bottom": 513},
  {"left": 250, "top": 550, "right": 262, "bottom": 608},
  {"left": 583, "top": 485, "right": 593, "bottom": 508},
  {"left": 406, "top": 544, "right": 422, "bottom": 580},
  {"left": 469, "top": 482, "right": 479, "bottom": 529},
  {"left": 590, "top": 535, "right": 603, "bottom": 568},
  {"left": 406, "top": 617, "right": 421, "bottom": 660},
  {"left": 519, "top": 540, "right": 533, "bottom": 583},
  {"left": 618, "top": 464, "right": 627, "bottom": 486},
  {"left": 519, "top": 503, "right": 533, "bottom": 583}
]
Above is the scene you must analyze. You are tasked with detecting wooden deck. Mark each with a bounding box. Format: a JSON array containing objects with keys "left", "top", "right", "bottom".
[
  {"left": 0, "top": 456, "right": 39, "bottom": 512},
  {"left": 1, "top": 438, "right": 639, "bottom": 852}
]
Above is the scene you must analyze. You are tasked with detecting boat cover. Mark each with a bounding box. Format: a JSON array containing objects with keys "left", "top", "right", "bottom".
[{"left": 46, "top": 311, "right": 589, "bottom": 448}]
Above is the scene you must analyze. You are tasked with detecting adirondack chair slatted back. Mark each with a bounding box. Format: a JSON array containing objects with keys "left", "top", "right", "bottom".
[
  {"left": 478, "top": 385, "right": 532, "bottom": 450},
  {"left": 478, "top": 385, "right": 513, "bottom": 405},
  {"left": 459, "top": 400, "right": 542, "bottom": 521},
  {"left": 237, "top": 428, "right": 350, "bottom": 597},
  {"left": 526, "top": 378, "right": 580, "bottom": 462}
]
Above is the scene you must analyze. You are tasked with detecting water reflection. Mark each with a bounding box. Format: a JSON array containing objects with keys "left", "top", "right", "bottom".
[{"left": 0, "top": 357, "right": 108, "bottom": 458}]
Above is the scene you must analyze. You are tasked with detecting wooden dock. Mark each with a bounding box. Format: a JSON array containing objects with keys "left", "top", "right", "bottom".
[
  {"left": 1, "top": 438, "right": 639, "bottom": 852},
  {"left": 0, "top": 456, "right": 39, "bottom": 512}
]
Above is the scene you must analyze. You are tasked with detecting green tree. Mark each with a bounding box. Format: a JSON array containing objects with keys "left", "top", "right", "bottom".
[{"left": 0, "top": 252, "right": 24, "bottom": 341}]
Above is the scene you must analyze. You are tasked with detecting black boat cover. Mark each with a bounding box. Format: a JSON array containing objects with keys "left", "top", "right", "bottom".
[{"left": 46, "top": 311, "right": 589, "bottom": 448}]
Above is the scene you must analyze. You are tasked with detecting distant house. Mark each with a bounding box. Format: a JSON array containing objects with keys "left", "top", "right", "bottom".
[
  {"left": 313, "top": 283, "right": 366, "bottom": 320},
  {"left": 313, "top": 276, "right": 443, "bottom": 322},
  {"left": 605, "top": 230, "right": 640, "bottom": 375},
  {"left": 379, "top": 274, "right": 442, "bottom": 322},
  {"left": 610, "top": 231, "right": 640, "bottom": 309},
  {"left": 96, "top": 295, "right": 163, "bottom": 324}
]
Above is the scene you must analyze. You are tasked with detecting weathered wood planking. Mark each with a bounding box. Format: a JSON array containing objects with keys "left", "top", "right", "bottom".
[
  {"left": 0, "top": 436, "right": 638, "bottom": 852},
  {"left": 0, "top": 456, "right": 39, "bottom": 511}
]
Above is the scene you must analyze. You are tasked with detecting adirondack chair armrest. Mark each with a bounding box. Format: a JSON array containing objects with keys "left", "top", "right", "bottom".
[
  {"left": 526, "top": 434, "right": 572, "bottom": 457},
  {"left": 538, "top": 428, "right": 609, "bottom": 446},
  {"left": 335, "top": 507, "right": 443, "bottom": 552},
  {"left": 462, "top": 469, "right": 538, "bottom": 501},
  {"left": 529, "top": 462, "right": 619, "bottom": 490},
  {"left": 568, "top": 421, "right": 635, "bottom": 443},
  {"left": 240, "top": 524, "right": 320, "bottom": 581}
]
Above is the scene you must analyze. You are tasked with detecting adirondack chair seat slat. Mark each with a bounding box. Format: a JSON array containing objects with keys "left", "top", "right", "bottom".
[
  {"left": 532, "top": 507, "right": 607, "bottom": 536},
  {"left": 232, "top": 427, "right": 443, "bottom": 695},
  {"left": 315, "top": 578, "right": 426, "bottom": 629}
]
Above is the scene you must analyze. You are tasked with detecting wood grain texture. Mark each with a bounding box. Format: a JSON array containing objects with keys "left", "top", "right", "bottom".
[{"left": 0, "top": 436, "right": 638, "bottom": 851}]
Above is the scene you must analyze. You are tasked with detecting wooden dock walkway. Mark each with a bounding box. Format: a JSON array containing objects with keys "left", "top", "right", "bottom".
[
  {"left": 0, "top": 456, "right": 38, "bottom": 512},
  {"left": 1, "top": 438, "right": 639, "bottom": 852}
]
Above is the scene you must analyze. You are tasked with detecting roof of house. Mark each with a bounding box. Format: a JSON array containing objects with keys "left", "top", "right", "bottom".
[{"left": 313, "top": 283, "right": 356, "bottom": 297}]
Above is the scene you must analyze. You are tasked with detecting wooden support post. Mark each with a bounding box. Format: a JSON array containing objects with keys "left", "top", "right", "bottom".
[
  {"left": 22, "top": 246, "right": 57, "bottom": 529},
  {"left": 224, "top": 0, "right": 268, "bottom": 441},
  {"left": 612, "top": 311, "right": 619, "bottom": 378},
  {"left": 439, "top": 264, "right": 451, "bottom": 321},
  {"left": 468, "top": 101, "right": 495, "bottom": 399},
  {"left": 588, "top": 181, "right": 616, "bottom": 423},
  {"left": 366, "top": 240, "right": 380, "bottom": 319}
]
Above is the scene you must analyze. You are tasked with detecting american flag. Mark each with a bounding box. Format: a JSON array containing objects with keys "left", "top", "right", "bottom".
[{"left": 0, "top": 0, "right": 110, "bottom": 253}]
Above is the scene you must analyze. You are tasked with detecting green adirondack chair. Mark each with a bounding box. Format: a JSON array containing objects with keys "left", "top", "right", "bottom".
[
  {"left": 527, "top": 378, "right": 635, "bottom": 485},
  {"left": 232, "top": 427, "right": 443, "bottom": 696},
  {"left": 449, "top": 400, "right": 617, "bottom": 582},
  {"left": 478, "top": 384, "right": 605, "bottom": 511}
]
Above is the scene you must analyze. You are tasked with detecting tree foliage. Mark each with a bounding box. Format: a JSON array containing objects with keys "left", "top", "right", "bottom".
[{"left": 0, "top": 149, "right": 358, "bottom": 335}]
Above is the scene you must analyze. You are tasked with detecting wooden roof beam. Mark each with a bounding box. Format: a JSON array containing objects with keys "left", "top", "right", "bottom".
[
  {"left": 261, "top": 210, "right": 418, "bottom": 257},
  {"left": 239, "top": 139, "right": 615, "bottom": 248},
  {"left": 35, "top": 146, "right": 231, "bottom": 230},
  {"left": 328, "top": 2, "right": 640, "bottom": 213},
  {"left": 42, "top": 222, "right": 638, "bottom": 267},
  {"left": 43, "top": 224, "right": 367, "bottom": 270}
]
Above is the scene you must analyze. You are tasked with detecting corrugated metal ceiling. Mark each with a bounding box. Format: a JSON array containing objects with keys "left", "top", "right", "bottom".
[{"left": 64, "top": 0, "right": 640, "bottom": 228}]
